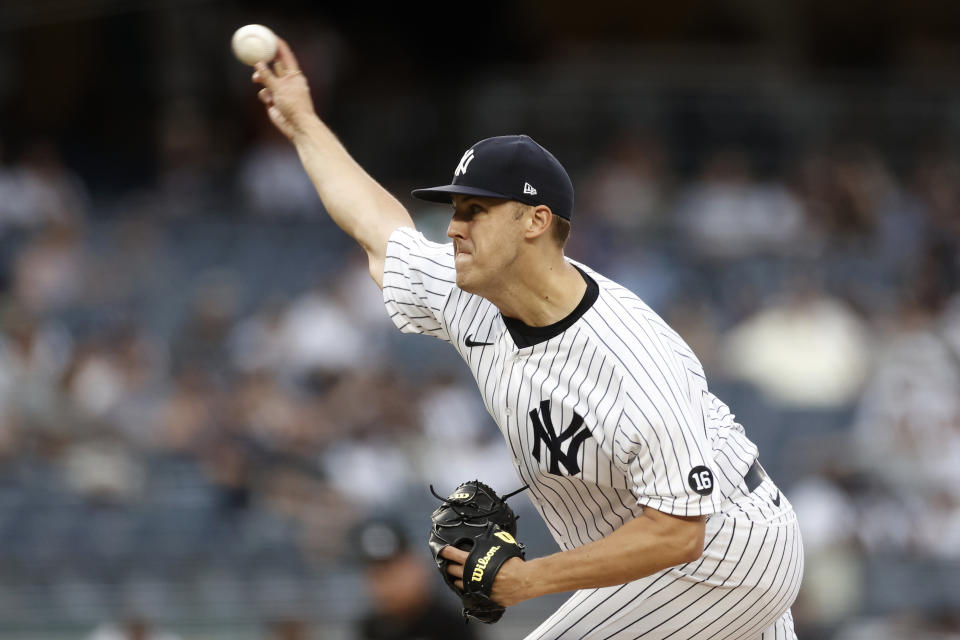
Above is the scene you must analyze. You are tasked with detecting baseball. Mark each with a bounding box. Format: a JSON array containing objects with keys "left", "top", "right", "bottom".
[{"left": 231, "top": 24, "right": 278, "bottom": 66}]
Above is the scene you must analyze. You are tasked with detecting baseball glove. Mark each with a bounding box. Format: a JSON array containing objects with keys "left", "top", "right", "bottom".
[{"left": 428, "top": 480, "right": 527, "bottom": 623}]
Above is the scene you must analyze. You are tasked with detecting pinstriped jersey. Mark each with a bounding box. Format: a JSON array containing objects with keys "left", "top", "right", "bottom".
[{"left": 382, "top": 227, "right": 759, "bottom": 551}]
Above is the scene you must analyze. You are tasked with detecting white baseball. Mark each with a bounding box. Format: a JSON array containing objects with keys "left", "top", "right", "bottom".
[{"left": 231, "top": 24, "right": 278, "bottom": 66}]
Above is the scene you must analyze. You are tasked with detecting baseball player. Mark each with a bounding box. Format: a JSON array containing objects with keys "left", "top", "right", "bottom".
[{"left": 252, "top": 40, "right": 803, "bottom": 639}]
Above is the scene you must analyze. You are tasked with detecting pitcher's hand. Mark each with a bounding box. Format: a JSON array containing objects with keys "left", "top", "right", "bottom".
[{"left": 251, "top": 38, "right": 316, "bottom": 140}]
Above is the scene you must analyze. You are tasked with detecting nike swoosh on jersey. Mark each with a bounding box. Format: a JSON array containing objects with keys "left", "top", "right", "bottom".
[
  {"left": 465, "top": 334, "right": 494, "bottom": 347},
  {"left": 772, "top": 491, "right": 781, "bottom": 507}
]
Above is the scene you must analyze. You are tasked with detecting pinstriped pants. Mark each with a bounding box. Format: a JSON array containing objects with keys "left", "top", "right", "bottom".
[{"left": 524, "top": 475, "right": 804, "bottom": 640}]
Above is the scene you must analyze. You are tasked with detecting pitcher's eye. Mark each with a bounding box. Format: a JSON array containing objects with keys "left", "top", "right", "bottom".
[{"left": 453, "top": 204, "right": 485, "bottom": 221}]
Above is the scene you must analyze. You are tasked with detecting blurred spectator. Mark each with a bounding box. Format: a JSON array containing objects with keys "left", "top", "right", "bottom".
[
  {"left": 793, "top": 145, "right": 933, "bottom": 316},
  {"left": 333, "top": 255, "right": 399, "bottom": 340},
  {"left": 790, "top": 274, "right": 960, "bottom": 635},
  {"left": 580, "top": 130, "right": 671, "bottom": 235},
  {"left": 19, "top": 138, "right": 90, "bottom": 223},
  {"left": 412, "top": 371, "right": 518, "bottom": 493},
  {"left": 157, "top": 366, "right": 219, "bottom": 452},
  {"left": 0, "top": 303, "right": 74, "bottom": 434},
  {"left": 82, "top": 214, "right": 171, "bottom": 312},
  {"left": 171, "top": 269, "right": 243, "bottom": 375},
  {"left": 350, "top": 516, "right": 479, "bottom": 640},
  {"left": 238, "top": 133, "right": 325, "bottom": 218},
  {"left": 719, "top": 281, "right": 874, "bottom": 408},
  {"left": 322, "top": 432, "right": 419, "bottom": 510},
  {"left": 67, "top": 340, "right": 132, "bottom": 422},
  {"left": 233, "top": 372, "right": 305, "bottom": 451},
  {"left": 263, "top": 467, "right": 357, "bottom": 563},
  {"left": 229, "top": 261, "right": 394, "bottom": 385},
  {"left": 12, "top": 218, "right": 88, "bottom": 315},
  {"left": 68, "top": 327, "right": 171, "bottom": 448},
  {"left": 276, "top": 282, "right": 379, "bottom": 381},
  {"left": 675, "top": 149, "right": 806, "bottom": 260},
  {"left": 318, "top": 368, "right": 421, "bottom": 509},
  {"left": 794, "top": 144, "right": 898, "bottom": 243},
  {"left": 847, "top": 289, "right": 960, "bottom": 558},
  {"left": 62, "top": 437, "right": 146, "bottom": 504},
  {"left": 0, "top": 138, "right": 88, "bottom": 232},
  {"left": 230, "top": 296, "right": 289, "bottom": 375},
  {"left": 789, "top": 472, "right": 864, "bottom": 636}
]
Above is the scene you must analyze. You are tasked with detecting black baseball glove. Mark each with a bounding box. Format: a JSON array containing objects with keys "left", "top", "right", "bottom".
[{"left": 428, "top": 480, "right": 527, "bottom": 623}]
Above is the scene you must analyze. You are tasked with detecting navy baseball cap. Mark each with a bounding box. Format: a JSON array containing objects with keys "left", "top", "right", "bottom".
[{"left": 411, "top": 135, "right": 575, "bottom": 220}]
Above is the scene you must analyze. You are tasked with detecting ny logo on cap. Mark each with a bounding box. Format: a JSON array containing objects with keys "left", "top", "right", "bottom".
[{"left": 455, "top": 148, "right": 476, "bottom": 177}]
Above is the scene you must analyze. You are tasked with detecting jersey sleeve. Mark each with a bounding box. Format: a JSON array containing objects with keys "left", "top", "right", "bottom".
[
  {"left": 611, "top": 367, "right": 727, "bottom": 517},
  {"left": 382, "top": 227, "right": 458, "bottom": 341}
]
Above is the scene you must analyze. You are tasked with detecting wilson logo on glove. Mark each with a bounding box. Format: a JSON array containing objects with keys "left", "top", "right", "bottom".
[{"left": 471, "top": 545, "right": 501, "bottom": 582}]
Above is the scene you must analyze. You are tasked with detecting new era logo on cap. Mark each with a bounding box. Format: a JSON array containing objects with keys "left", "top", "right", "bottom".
[{"left": 410, "top": 134, "right": 575, "bottom": 220}]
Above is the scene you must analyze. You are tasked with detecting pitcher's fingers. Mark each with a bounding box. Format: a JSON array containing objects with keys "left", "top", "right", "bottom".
[
  {"left": 440, "top": 546, "right": 469, "bottom": 564},
  {"left": 257, "top": 88, "right": 273, "bottom": 105},
  {"left": 446, "top": 563, "right": 464, "bottom": 579},
  {"left": 252, "top": 61, "right": 277, "bottom": 88},
  {"left": 275, "top": 38, "right": 301, "bottom": 73}
]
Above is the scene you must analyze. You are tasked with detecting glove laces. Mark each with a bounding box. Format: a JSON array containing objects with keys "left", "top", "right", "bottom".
[{"left": 429, "top": 483, "right": 529, "bottom": 521}]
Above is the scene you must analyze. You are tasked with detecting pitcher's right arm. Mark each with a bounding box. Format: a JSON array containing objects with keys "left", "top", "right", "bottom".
[{"left": 252, "top": 38, "right": 414, "bottom": 288}]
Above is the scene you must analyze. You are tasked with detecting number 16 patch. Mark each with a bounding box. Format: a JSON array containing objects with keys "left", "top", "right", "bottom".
[{"left": 688, "top": 466, "right": 715, "bottom": 495}]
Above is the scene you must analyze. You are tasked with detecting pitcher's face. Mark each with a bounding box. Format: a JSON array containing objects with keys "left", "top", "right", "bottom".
[{"left": 447, "top": 196, "right": 526, "bottom": 295}]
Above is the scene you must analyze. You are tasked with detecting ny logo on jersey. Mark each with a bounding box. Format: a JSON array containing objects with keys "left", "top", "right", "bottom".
[
  {"left": 530, "top": 400, "right": 590, "bottom": 476},
  {"left": 455, "top": 148, "right": 475, "bottom": 176}
]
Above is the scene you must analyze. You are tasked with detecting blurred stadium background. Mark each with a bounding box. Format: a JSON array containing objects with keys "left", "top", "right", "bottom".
[{"left": 0, "top": 0, "right": 959, "bottom": 638}]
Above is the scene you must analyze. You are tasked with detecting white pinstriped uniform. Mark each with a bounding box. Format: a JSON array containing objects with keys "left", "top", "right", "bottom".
[{"left": 383, "top": 227, "right": 803, "bottom": 639}]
